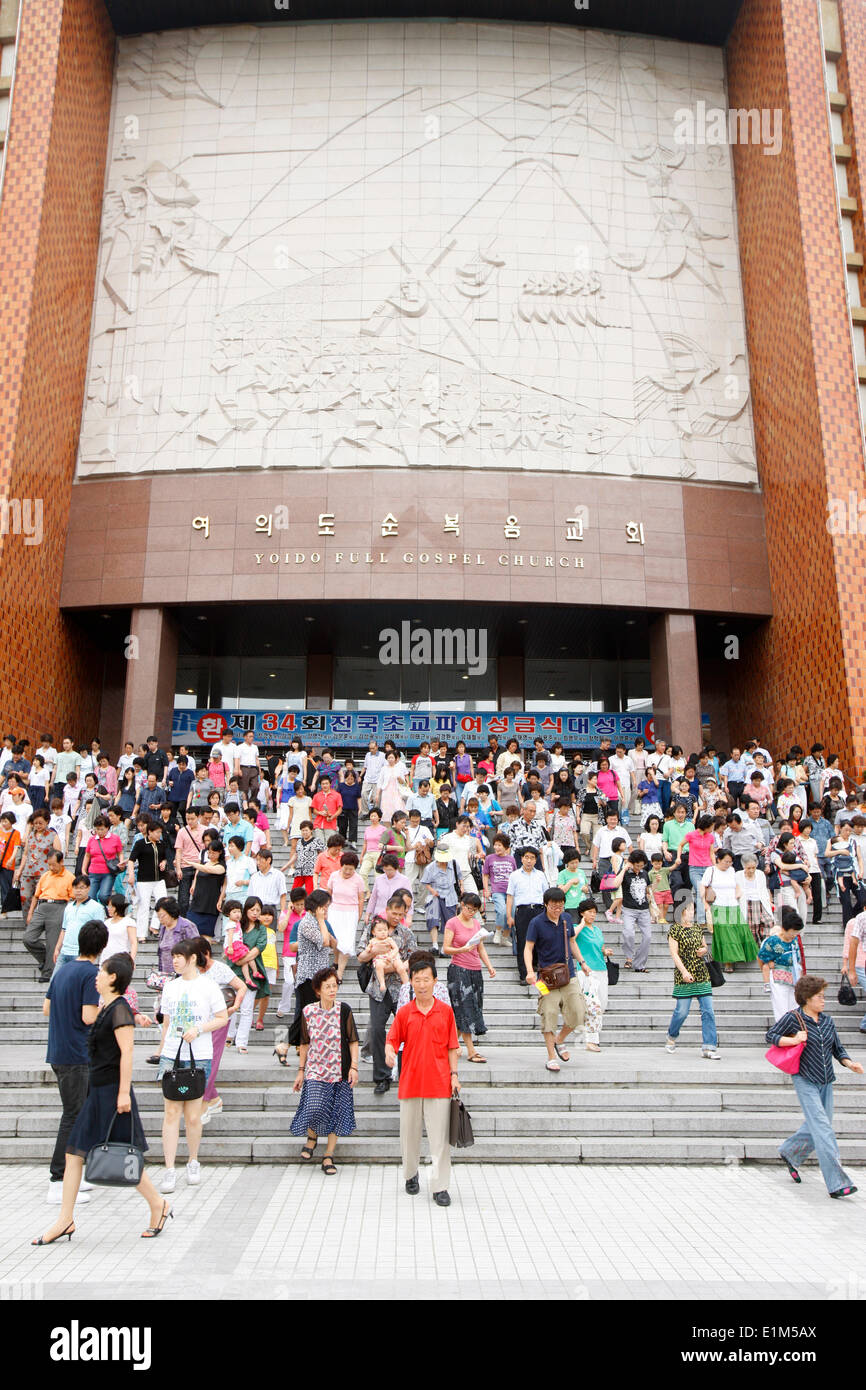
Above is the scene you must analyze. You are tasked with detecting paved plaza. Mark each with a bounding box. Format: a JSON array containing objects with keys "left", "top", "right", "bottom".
[{"left": 6, "top": 1159, "right": 865, "bottom": 1301}]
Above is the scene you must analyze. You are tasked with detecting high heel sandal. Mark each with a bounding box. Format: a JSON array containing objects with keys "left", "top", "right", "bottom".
[
  {"left": 272, "top": 1047, "right": 289, "bottom": 1066},
  {"left": 31, "top": 1221, "right": 75, "bottom": 1246},
  {"left": 141, "top": 1203, "right": 174, "bottom": 1239}
]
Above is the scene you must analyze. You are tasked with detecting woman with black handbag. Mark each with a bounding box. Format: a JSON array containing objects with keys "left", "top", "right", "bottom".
[
  {"left": 665, "top": 899, "right": 721, "bottom": 1059},
  {"left": 155, "top": 940, "right": 227, "bottom": 1196},
  {"left": 32, "top": 951, "right": 169, "bottom": 1246}
]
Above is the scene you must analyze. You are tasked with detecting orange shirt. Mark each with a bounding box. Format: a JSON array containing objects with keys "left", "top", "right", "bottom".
[
  {"left": 314, "top": 850, "right": 343, "bottom": 890},
  {"left": 387, "top": 998, "right": 458, "bottom": 1100},
  {"left": 0, "top": 829, "right": 20, "bottom": 869},
  {"left": 34, "top": 868, "right": 74, "bottom": 902}
]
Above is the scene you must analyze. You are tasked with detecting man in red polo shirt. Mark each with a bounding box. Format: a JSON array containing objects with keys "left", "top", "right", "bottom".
[
  {"left": 386, "top": 956, "right": 460, "bottom": 1207},
  {"left": 311, "top": 776, "right": 341, "bottom": 836}
]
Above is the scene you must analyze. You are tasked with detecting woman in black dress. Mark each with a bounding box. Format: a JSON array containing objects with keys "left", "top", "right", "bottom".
[
  {"left": 32, "top": 952, "right": 171, "bottom": 1245},
  {"left": 187, "top": 841, "right": 227, "bottom": 938}
]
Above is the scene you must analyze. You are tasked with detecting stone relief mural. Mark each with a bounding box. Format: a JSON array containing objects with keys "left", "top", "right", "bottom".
[{"left": 77, "top": 22, "right": 757, "bottom": 484}]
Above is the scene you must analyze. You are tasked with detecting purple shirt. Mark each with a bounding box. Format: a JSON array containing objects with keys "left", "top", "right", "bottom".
[
  {"left": 366, "top": 871, "right": 412, "bottom": 922},
  {"left": 157, "top": 916, "right": 199, "bottom": 974},
  {"left": 484, "top": 852, "right": 517, "bottom": 893}
]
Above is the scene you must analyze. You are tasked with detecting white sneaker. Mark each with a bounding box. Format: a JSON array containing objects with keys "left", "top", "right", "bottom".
[
  {"left": 702, "top": 1048, "right": 722, "bottom": 1060},
  {"left": 46, "top": 1181, "right": 63, "bottom": 1203},
  {"left": 79, "top": 1179, "right": 95, "bottom": 1192},
  {"left": 186, "top": 1160, "right": 201, "bottom": 1186},
  {"left": 160, "top": 1168, "right": 177, "bottom": 1194},
  {"left": 664, "top": 1037, "right": 677, "bottom": 1053},
  {"left": 493, "top": 930, "right": 502, "bottom": 945}
]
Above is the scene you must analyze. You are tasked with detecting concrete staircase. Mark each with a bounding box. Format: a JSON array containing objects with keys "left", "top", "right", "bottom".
[{"left": 1, "top": 829, "right": 864, "bottom": 1165}]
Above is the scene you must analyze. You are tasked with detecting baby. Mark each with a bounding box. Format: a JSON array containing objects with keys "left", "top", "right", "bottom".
[{"left": 367, "top": 916, "right": 409, "bottom": 991}]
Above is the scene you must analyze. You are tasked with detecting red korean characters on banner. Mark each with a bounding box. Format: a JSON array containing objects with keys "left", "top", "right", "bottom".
[{"left": 196, "top": 714, "right": 228, "bottom": 742}]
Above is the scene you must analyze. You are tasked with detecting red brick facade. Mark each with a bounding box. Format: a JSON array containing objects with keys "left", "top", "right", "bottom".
[
  {"left": 3, "top": 4, "right": 866, "bottom": 767},
  {"left": 726, "top": 0, "right": 866, "bottom": 777},
  {"left": 0, "top": 0, "right": 114, "bottom": 744}
]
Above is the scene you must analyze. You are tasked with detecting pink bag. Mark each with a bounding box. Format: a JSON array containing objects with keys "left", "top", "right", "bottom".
[{"left": 765, "top": 1011, "right": 807, "bottom": 1073}]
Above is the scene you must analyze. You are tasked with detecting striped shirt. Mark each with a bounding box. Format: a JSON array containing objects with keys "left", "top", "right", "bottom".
[{"left": 766, "top": 1009, "right": 850, "bottom": 1086}]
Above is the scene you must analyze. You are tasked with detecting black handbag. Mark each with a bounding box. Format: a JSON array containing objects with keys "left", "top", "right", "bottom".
[
  {"left": 85, "top": 1111, "right": 145, "bottom": 1187},
  {"left": 838, "top": 972, "right": 858, "bottom": 1006},
  {"left": 357, "top": 960, "right": 373, "bottom": 991},
  {"left": 160, "top": 1038, "right": 206, "bottom": 1100},
  {"left": 606, "top": 957, "right": 620, "bottom": 986},
  {"left": 449, "top": 1092, "right": 475, "bottom": 1148},
  {"left": 704, "top": 950, "right": 726, "bottom": 988},
  {"left": 1, "top": 884, "right": 21, "bottom": 913}
]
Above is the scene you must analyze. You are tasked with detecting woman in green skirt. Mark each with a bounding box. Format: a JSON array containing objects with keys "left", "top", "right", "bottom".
[{"left": 701, "top": 847, "right": 758, "bottom": 971}]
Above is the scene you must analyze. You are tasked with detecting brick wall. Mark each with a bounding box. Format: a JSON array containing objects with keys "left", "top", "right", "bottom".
[
  {"left": 0, "top": 0, "right": 114, "bottom": 746},
  {"left": 726, "top": 0, "right": 866, "bottom": 777}
]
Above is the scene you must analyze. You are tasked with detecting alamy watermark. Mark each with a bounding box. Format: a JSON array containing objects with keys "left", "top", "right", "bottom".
[
  {"left": 827, "top": 492, "right": 866, "bottom": 535},
  {"left": 673, "top": 102, "right": 782, "bottom": 157},
  {"left": 0, "top": 497, "right": 42, "bottom": 546},
  {"left": 379, "top": 622, "right": 488, "bottom": 677}
]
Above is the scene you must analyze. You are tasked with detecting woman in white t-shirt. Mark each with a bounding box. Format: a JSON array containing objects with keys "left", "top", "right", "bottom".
[
  {"left": 156, "top": 939, "right": 228, "bottom": 1194},
  {"left": 100, "top": 893, "right": 138, "bottom": 965}
]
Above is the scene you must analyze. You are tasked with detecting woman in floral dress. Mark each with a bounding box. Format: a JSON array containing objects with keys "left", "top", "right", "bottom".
[
  {"left": 14, "top": 810, "right": 62, "bottom": 917},
  {"left": 290, "top": 965, "right": 359, "bottom": 1174}
]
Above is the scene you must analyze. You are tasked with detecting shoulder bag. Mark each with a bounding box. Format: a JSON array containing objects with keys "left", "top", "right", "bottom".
[
  {"left": 765, "top": 1010, "right": 808, "bottom": 1073},
  {"left": 538, "top": 918, "right": 572, "bottom": 992},
  {"left": 161, "top": 1037, "right": 206, "bottom": 1101},
  {"left": 85, "top": 1110, "right": 145, "bottom": 1187},
  {"left": 703, "top": 867, "right": 716, "bottom": 904},
  {"left": 606, "top": 957, "right": 620, "bottom": 986}
]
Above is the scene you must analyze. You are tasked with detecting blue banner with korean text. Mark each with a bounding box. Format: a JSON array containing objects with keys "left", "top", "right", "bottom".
[{"left": 173, "top": 709, "right": 655, "bottom": 749}]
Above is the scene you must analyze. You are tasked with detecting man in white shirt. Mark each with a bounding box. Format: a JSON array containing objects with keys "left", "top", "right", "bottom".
[
  {"left": 362, "top": 741, "right": 386, "bottom": 816},
  {"left": 1, "top": 782, "right": 32, "bottom": 836},
  {"left": 610, "top": 744, "right": 635, "bottom": 827},
  {"left": 504, "top": 848, "right": 549, "bottom": 985},
  {"left": 591, "top": 808, "right": 633, "bottom": 908},
  {"left": 116, "top": 742, "right": 137, "bottom": 780},
  {"left": 212, "top": 733, "right": 241, "bottom": 782},
  {"left": 647, "top": 740, "right": 673, "bottom": 815},
  {"left": 237, "top": 730, "right": 261, "bottom": 799},
  {"left": 224, "top": 840, "right": 255, "bottom": 899},
  {"left": 177, "top": 745, "right": 196, "bottom": 774},
  {"left": 36, "top": 738, "right": 58, "bottom": 782},
  {"left": 246, "top": 849, "right": 287, "bottom": 914}
]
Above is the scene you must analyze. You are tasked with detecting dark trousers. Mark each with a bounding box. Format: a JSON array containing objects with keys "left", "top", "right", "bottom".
[
  {"left": 838, "top": 875, "right": 861, "bottom": 927},
  {"left": 811, "top": 872, "right": 823, "bottom": 924},
  {"left": 50, "top": 1064, "right": 89, "bottom": 1181},
  {"left": 659, "top": 780, "right": 672, "bottom": 815},
  {"left": 177, "top": 865, "right": 196, "bottom": 915},
  {"left": 727, "top": 781, "right": 745, "bottom": 807},
  {"left": 513, "top": 903, "right": 542, "bottom": 983},
  {"left": 369, "top": 992, "right": 397, "bottom": 1084},
  {"left": 337, "top": 808, "right": 359, "bottom": 845},
  {"left": 0, "top": 865, "right": 12, "bottom": 909}
]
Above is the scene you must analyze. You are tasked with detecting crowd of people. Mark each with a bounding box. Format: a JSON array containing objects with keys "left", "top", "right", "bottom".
[{"left": 8, "top": 727, "right": 862, "bottom": 1242}]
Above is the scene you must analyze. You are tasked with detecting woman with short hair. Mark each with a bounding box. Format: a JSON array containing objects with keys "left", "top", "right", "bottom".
[
  {"left": 156, "top": 938, "right": 228, "bottom": 1194},
  {"left": 225, "top": 897, "right": 268, "bottom": 1053},
  {"left": 32, "top": 951, "right": 168, "bottom": 1244},
  {"left": 767, "top": 973, "right": 863, "bottom": 1196},
  {"left": 100, "top": 893, "right": 137, "bottom": 965},
  {"left": 290, "top": 965, "right": 359, "bottom": 1174}
]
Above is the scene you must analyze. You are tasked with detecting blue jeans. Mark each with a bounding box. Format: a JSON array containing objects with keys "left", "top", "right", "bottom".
[
  {"left": 667, "top": 993, "right": 717, "bottom": 1048},
  {"left": 857, "top": 964, "right": 866, "bottom": 1031},
  {"left": 659, "top": 780, "right": 671, "bottom": 815},
  {"left": 89, "top": 873, "right": 113, "bottom": 906},
  {"left": 781, "top": 1075, "right": 851, "bottom": 1193},
  {"left": 689, "top": 865, "right": 707, "bottom": 923},
  {"left": 491, "top": 893, "right": 507, "bottom": 930}
]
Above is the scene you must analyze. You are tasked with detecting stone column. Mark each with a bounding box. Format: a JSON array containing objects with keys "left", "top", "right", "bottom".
[
  {"left": 649, "top": 614, "right": 702, "bottom": 752},
  {"left": 121, "top": 608, "right": 178, "bottom": 749},
  {"left": 306, "top": 654, "right": 333, "bottom": 710}
]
